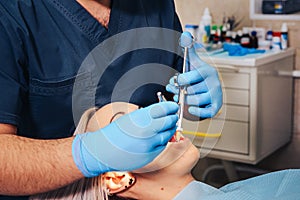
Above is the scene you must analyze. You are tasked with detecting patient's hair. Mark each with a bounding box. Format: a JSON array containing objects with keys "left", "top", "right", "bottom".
[{"left": 30, "top": 108, "right": 116, "bottom": 200}]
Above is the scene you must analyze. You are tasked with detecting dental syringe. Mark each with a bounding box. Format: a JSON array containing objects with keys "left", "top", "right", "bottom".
[
  {"left": 157, "top": 32, "right": 194, "bottom": 142},
  {"left": 174, "top": 32, "right": 194, "bottom": 141},
  {"left": 175, "top": 46, "right": 188, "bottom": 133}
]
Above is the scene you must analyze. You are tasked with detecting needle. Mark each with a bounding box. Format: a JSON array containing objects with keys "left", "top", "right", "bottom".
[{"left": 175, "top": 46, "right": 188, "bottom": 135}]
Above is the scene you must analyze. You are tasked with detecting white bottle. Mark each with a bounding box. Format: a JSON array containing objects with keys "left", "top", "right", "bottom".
[
  {"left": 281, "top": 22, "right": 288, "bottom": 50},
  {"left": 197, "top": 21, "right": 207, "bottom": 43},
  {"left": 201, "top": 8, "right": 212, "bottom": 40}
]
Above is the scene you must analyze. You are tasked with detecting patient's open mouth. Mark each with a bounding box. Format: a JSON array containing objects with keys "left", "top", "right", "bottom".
[{"left": 169, "top": 130, "right": 185, "bottom": 142}]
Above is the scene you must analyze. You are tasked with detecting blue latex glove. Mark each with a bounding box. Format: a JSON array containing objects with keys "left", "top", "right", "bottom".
[
  {"left": 166, "top": 32, "right": 223, "bottom": 118},
  {"left": 72, "top": 101, "right": 179, "bottom": 177},
  {"left": 223, "top": 43, "right": 265, "bottom": 56}
]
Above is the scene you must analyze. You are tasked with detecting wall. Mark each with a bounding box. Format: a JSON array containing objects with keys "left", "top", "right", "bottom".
[
  {"left": 174, "top": 0, "right": 300, "bottom": 171},
  {"left": 174, "top": 0, "right": 252, "bottom": 30}
]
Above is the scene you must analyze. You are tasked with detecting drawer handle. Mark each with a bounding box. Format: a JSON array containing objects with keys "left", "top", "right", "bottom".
[
  {"left": 183, "top": 130, "right": 221, "bottom": 138},
  {"left": 277, "top": 70, "right": 300, "bottom": 78},
  {"left": 217, "top": 65, "right": 240, "bottom": 73}
]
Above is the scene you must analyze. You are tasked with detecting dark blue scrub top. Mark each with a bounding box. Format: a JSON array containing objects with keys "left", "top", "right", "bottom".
[{"left": 0, "top": 0, "right": 182, "bottom": 199}]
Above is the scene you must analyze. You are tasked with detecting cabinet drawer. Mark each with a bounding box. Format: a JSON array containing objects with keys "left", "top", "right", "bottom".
[
  {"left": 220, "top": 105, "right": 249, "bottom": 122},
  {"left": 220, "top": 72, "right": 250, "bottom": 90},
  {"left": 183, "top": 119, "right": 249, "bottom": 154},
  {"left": 225, "top": 89, "right": 249, "bottom": 106}
]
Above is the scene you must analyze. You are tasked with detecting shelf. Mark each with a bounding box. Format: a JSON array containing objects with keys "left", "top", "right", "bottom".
[
  {"left": 198, "top": 48, "right": 295, "bottom": 67},
  {"left": 250, "top": 0, "right": 300, "bottom": 20}
]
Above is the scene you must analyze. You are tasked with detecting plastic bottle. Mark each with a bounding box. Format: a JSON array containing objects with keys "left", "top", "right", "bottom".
[
  {"left": 201, "top": 8, "right": 212, "bottom": 41},
  {"left": 197, "top": 21, "right": 207, "bottom": 43},
  {"left": 231, "top": 31, "right": 237, "bottom": 43},
  {"left": 271, "top": 32, "right": 282, "bottom": 51},
  {"left": 235, "top": 30, "right": 243, "bottom": 43},
  {"left": 266, "top": 28, "right": 273, "bottom": 42},
  {"left": 250, "top": 30, "right": 258, "bottom": 49},
  {"left": 225, "top": 31, "right": 232, "bottom": 43},
  {"left": 210, "top": 25, "right": 219, "bottom": 44},
  {"left": 220, "top": 25, "right": 227, "bottom": 42},
  {"left": 281, "top": 22, "right": 288, "bottom": 50},
  {"left": 265, "top": 28, "right": 273, "bottom": 49},
  {"left": 240, "top": 28, "right": 251, "bottom": 48}
]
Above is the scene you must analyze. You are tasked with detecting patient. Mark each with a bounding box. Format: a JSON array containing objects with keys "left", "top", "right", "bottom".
[
  {"left": 31, "top": 102, "right": 300, "bottom": 200},
  {"left": 30, "top": 102, "right": 197, "bottom": 200}
]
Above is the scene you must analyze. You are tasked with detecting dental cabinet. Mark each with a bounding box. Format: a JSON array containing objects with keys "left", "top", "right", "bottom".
[{"left": 183, "top": 48, "right": 295, "bottom": 164}]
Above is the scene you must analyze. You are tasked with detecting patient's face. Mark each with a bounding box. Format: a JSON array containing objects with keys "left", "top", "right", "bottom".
[
  {"left": 86, "top": 102, "right": 200, "bottom": 194},
  {"left": 87, "top": 102, "right": 199, "bottom": 173}
]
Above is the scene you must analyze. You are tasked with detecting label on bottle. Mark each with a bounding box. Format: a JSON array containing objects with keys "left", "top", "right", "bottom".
[
  {"left": 241, "top": 37, "right": 250, "bottom": 45},
  {"left": 272, "top": 36, "right": 282, "bottom": 51},
  {"left": 204, "top": 25, "right": 211, "bottom": 38}
]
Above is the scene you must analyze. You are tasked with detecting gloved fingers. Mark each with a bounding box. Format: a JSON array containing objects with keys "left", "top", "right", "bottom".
[
  {"left": 188, "top": 104, "right": 220, "bottom": 118},
  {"left": 173, "top": 94, "right": 179, "bottom": 103},
  {"left": 168, "top": 83, "right": 209, "bottom": 101},
  {"left": 148, "top": 101, "right": 179, "bottom": 118},
  {"left": 152, "top": 114, "right": 178, "bottom": 133},
  {"left": 165, "top": 83, "right": 179, "bottom": 95},
  {"left": 180, "top": 31, "right": 194, "bottom": 48},
  {"left": 185, "top": 93, "right": 211, "bottom": 107},
  {"left": 186, "top": 45, "right": 208, "bottom": 70},
  {"left": 120, "top": 101, "right": 178, "bottom": 128},
  {"left": 111, "top": 102, "right": 178, "bottom": 139},
  {"left": 152, "top": 127, "right": 177, "bottom": 147},
  {"left": 169, "top": 69, "right": 205, "bottom": 87},
  {"left": 186, "top": 81, "right": 208, "bottom": 94}
]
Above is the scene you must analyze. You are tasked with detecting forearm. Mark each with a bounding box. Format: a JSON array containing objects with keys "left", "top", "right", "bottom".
[{"left": 0, "top": 134, "right": 83, "bottom": 196}]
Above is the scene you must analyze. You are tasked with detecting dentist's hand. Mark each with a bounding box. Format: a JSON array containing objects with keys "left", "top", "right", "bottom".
[
  {"left": 72, "top": 102, "right": 179, "bottom": 177},
  {"left": 166, "top": 32, "right": 223, "bottom": 119}
]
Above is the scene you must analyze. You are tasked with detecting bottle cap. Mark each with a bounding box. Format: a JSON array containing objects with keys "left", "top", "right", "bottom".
[
  {"left": 272, "top": 32, "right": 281, "bottom": 37},
  {"left": 185, "top": 24, "right": 199, "bottom": 29},
  {"left": 251, "top": 30, "right": 257, "bottom": 36},
  {"left": 211, "top": 25, "right": 218, "bottom": 31},
  {"left": 237, "top": 30, "right": 243, "bottom": 36},
  {"left": 202, "top": 7, "right": 212, "bottom": 24},
  {"left": 204, "top": 7, "right": 210, "bottom": 16}
]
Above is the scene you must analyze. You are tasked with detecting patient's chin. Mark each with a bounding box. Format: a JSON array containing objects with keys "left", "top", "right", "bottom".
[{"left": 133, "top": 138, "right": 199, "bottom": 174}]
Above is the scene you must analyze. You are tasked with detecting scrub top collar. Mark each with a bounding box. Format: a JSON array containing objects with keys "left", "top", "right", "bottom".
[{"left": 46, "top": 0, "right": 120, "bottom": 42}]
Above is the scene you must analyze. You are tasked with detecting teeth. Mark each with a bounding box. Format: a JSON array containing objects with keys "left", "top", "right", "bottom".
[
  {"left": 169, "top": 130, "right": 185, "bottom": 142},
  {"left": 176, "top": 131, "right": 183, "bottom": 141}
]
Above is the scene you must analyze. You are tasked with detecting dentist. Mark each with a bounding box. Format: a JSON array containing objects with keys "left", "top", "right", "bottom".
[{"left": 0, "top": 0, "right": 222, "bottom": 199}]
